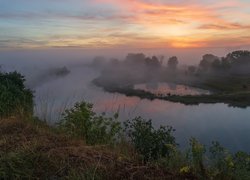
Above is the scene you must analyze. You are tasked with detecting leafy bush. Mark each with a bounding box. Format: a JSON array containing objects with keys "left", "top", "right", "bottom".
[
  {"left": 184, "top": 140, "right": 250, "bottom": 179},
  {"left": 0, "top": 71, "right": 33, "bottom": 118},
  {"left": 124, "top": 117, "right": 176, "bottom": 162},
  {"left": 58, "top": 101, "right": 121, "bottom": 145},
  {"left": 209, "top": 141, "right": 233, "bottom": 178},
  {"left": 187, "top": 138, "right": 206, "bottom": 177},
  {"left": 233, "top": 151, "right": 250, "bottom": 179}
]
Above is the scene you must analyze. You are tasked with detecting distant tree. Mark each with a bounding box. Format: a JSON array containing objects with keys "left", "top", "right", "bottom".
[
  {"left": 188, "top": 66, "right": 196, "bottom": 74},
  {"left": 167, "top": 56, "right": 178, "bottom": 70},
  {"left": 221, "top": 57, "right": 231, "bottom": 70},
  {"left": 125, "top": 53, "right": 146, "bottom": 66},
  {"left": 211, "top": 59, "right": 221, "bottom": 70},
  {"left": 226, "top": 50, "right": 250, "bottom": 66},
  {"left": 199, "top": 54, "right": 219, "bottom": 71},
  {"left": 226, "top": 50, "right": 250, "bottom": 61},
  {"left": 145, "top": 56, "right": 161, "bottom": 68}
]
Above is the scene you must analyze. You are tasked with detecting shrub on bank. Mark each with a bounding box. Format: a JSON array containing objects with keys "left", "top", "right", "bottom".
[
  {"left": 124, "top": 117, "right": 177, "bottom": 162},
  {"left": 58, "top": 101, "right": 121, "bottom": 145},
  {"left": 0, "top": 71, "right": 33, "bottom": 118}
]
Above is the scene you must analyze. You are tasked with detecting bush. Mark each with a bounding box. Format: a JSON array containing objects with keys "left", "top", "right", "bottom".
[
  {"left": 0, "top": 71, "right": 33, "bottom": 118},
  {"left": 233, "top": 151, "right": 250, "bottom": 179},
  {"left": 124, "top": 117, "right": 176, "bottom": 162},
  {"left": 187, "top": 138, "right": 206, "bottom": 178},
  {"left": 58, "top": 101, "right": 121, "bottom": 145},
  {"left": 209, "top": 141, "right": 233, "bottom": 179}
]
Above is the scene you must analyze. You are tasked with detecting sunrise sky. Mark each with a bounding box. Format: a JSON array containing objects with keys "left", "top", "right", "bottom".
[{"left": 1, "top": 0, "right": 250, "bottom": 49}]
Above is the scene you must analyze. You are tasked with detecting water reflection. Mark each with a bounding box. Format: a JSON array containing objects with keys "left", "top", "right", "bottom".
[{"left": 134, "top": 82, "right": 210, "bottom": 96}]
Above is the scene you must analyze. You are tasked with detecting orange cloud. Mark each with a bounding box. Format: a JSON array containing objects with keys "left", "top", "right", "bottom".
[
  {"left": 1, "top": 0, "right": 250, "bottom": 49},
  {"left": 93, "top": 0, "right": 250, "bottom": 48}
]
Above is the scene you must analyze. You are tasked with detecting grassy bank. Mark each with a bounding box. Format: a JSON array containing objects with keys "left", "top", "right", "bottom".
[
  {"left": 2, "top": 111, "right": 250, "bottom": 179},
  {"left": 0, "top": 117, "right": 180, "bottom": 179}
]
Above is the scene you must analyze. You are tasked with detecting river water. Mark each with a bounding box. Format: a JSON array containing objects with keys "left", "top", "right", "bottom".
[{"left": 33, "top": 66, "right": 250, "bottom": 152}]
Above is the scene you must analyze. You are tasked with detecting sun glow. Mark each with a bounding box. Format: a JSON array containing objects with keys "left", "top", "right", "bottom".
[{"left": 0, "top": 0, "right": 250, "bottom": 49}]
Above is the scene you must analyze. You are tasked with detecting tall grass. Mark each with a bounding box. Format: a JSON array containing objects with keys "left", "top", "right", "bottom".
[{"left": 34, "top": 90, "right": 85, "bottom": 124}]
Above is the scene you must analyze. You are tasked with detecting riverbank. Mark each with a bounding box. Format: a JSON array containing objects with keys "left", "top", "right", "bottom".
[
  {"left": 93, "top": 75, "right": 250, "bottom": 108},
  {"left": 0, "top": 117, "right": 182, "bottom": 179}
]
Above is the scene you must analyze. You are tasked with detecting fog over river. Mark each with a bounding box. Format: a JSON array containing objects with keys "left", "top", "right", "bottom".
[
  {"left": 1, "top": 50, "right": 250, "bottom": 153},
  {"left": 31, "top": 66, "right": 250, "bottom": 153}
]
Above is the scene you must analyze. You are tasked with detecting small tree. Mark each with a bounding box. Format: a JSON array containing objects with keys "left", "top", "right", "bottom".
[{"left": 168, "top": 56, "right": 179, "bottom": 70}]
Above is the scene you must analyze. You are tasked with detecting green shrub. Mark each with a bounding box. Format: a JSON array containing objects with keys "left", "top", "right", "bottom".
[
  {"left": 58, "top": 101, "right": 121, "bottom": 145},
  {"left": 232, "top": 151, "right": 250, "bottom": 180},
  {"left": 157, "top": 145, "right": 188, "bottom": 174},
  {"left": 187, "top": 138, "right": 206, "bottom": 178},
  {"left": 124, "top": 117, "right": 176, "bottom": 162},
  {"left": 0, "top": 71, "right": 33, "bottom": 118},
  {"left": 209, "top": 141, "right": 234, "bottom": 179}
]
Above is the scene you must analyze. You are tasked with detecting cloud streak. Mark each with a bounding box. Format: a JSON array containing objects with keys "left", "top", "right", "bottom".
[{"left": 0, "top": 0, "right": 250, "bottom": 49}]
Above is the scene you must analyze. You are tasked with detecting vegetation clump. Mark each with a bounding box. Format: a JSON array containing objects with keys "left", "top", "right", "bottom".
[
  {"left": 124, "top": 117, "right": 176, "bottom": 162},
  {"left": 58, "top": 101, "right": 121, "bottom": 145},
  {"left": 0, "top": 71, "right": 33, "bottom": 118}
]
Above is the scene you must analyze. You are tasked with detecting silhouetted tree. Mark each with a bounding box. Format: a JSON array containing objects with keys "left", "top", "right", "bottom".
[
  {"left": 125, "top": 53, "right": 146, "bottom": 66},
  {"left": 221, "top": 57, "right": 231, "bottom": 70},
  {"left": 167, "top": 56, "right": 178, "bottom": 70},
  {"left": 226, "top": 50, "right": 250, "bottom": 60},
  {"left": 145, "top": 56, "right": 161, "bottom": 68},
  {"left": 211, "top": 59, "right": 221, "bottom": 70},
  {"left": 226, "top": 50, "right": 250, "bottom": 66},
  {"left": 199, "top": 54, "right": 219, "bottom": 71}
]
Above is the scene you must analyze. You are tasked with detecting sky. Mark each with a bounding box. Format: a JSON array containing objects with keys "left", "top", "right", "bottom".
[{"left": 0, "top": 0, "right": 250, "bottom": 49}]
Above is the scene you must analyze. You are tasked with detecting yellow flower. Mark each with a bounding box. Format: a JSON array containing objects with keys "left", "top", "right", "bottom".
[{"left": 180, "top": 166, "right": 190, "bottom": 174}]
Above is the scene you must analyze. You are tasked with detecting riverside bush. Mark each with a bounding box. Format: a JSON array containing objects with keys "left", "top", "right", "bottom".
[
  {"left": 59, "top": 101, "right": 121, "bottom": 145},
  {"left": 0, "top": 71, "right": 33, "bottom": 118},
  {"left": 124, "top": 117, "right": 177, "bottom": 162}
]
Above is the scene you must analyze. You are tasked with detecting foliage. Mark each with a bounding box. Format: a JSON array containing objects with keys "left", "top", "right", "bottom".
[
  {"left": 226, "top": 50, "right": 250, "bottom": 62},
  {"left": 209, "top": 141, "right": 234, "bottom": 178},
  {"left": 0, "top": 71, "right": 33, "bottom": 118},
  {"left": 58, "top": 101, "right": 121, "bottom": 145},
  {"left": 168, "top": 56, "right": 178, "bottom": 69},
  {"left": 187, "top": 138, "right": 206, "bottom": 177},
  {"left": 233, "top": 151, "right": 250, "bottom": 179},
  {"left": 124, "top": 117, "right": 176, "bottom": 162}
]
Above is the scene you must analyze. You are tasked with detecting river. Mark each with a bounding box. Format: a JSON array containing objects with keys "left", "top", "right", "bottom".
[{"left": 32, "top": 66, "right": 250, "bottom": 153}]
